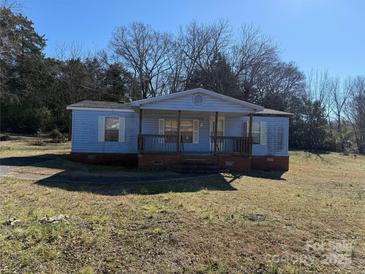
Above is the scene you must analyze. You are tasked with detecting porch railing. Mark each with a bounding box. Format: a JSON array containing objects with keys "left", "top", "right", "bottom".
[
  {"left": 210, "top": 136, "right": 252, "bottom": 155},
  {"left": 138, "top": 134, "right": 251, "bottom": 155},
  {"left": 138, "top": 134, "right": 179, "bottom": 153}
]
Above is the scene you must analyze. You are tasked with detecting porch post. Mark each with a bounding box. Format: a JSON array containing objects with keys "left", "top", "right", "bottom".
[
  {"left": 176, "top": 110, "right": 181, "bottom": 153},
  {"left": 138, "top": 108, "right": 143, "bottom": 152},
  {"left": 248, "top": 113, "right": 253, "bottom": 157},
  {"left": 214, "top": 111, "right": 218, "bottom": 155},
  {"left": 139, "top": 108, "right": 143, "bottom": 134}
]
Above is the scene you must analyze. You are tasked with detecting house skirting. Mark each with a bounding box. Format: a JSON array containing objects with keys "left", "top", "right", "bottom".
[
  {"left": 251, "top": 156, "right": 289, "bottom": 171},
  {"left": 70, "top": 152, "right": 138, "bottom": 167},
  {"left": 70, "top": 153, "right": 289, "bottom": 171}
]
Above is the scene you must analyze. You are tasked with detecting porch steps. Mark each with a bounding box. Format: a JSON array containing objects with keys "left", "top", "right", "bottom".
[{"left": 172, "top": 158, "right": 221, "bottom": 174}]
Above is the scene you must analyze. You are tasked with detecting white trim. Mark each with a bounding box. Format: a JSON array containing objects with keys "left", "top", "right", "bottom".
[
  {"left": 158, "top": 119, "right": 165, "bottom": 135},
  {"left": 66, "top": 106, "right": 135, "bottom": 112},
  {"left": 260, "top": 121, "right": 267, "bottom": 145},
  {"left": 131, "top": 88, "right": 264, "bottom": 111},
  {"left": 193, "top": 119, "right": 199, "bottom": 144},
  {"left": 140, "top": 105, "right": 254, "bottom": 114},
  {"left": 119, "top": 117, "right": 125, "bottom": 142},
  {"left": 98, "top": 116, "right": 105, "bottom": 142},
  {"left": 158, "top": 119, "right": 165, "bottom": 143}
]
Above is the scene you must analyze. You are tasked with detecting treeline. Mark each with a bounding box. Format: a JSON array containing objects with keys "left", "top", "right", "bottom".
[{"left": 1, "top": 6, "right": 364, "bottom": 153}]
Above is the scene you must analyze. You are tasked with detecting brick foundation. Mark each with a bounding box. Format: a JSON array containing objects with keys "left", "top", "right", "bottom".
[
  {"left": 70, "top": 153, "right": 289, "bottom": 171},
  {"left": 138, "top": 154, "right": 183, "bottom": 169},
  {"left": 251, "top": 156, "right": 289, "bottom": 171},
  {"left": 138, "top": 154, "right": 251, "bottom": 172},
  {"left": 216, "top": 155, "right": 251, "bottom": 172},
  {"left": 70, "top": 153, "right": 138, "bottom": 167}
]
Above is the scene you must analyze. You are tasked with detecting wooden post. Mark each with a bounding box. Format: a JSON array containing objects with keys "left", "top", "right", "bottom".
[
  {"left": 248, "top": 113, "right": 253, "bottom": 157},
  {"left": 139, "top": 109, "right": 143, "bottom": 135},
  {"left": 214, "top": 111, "right": 218, "bottom": 155},
  {"left": 138, "top": 109, "right": 143, "bottom": 152},
  {"left": 176, "top": 110, "right": 181, "bottom": 153}
]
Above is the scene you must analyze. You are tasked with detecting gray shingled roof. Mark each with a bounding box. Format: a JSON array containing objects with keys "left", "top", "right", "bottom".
[
  {"left": 255, "top": 108, "right": 293, "bottom": 117},
  {"left": 67, "top": 100, "right": 292, "bottom": 116},
  {"left": 67, "top": 100, "right": 132, "bottom": 110}
]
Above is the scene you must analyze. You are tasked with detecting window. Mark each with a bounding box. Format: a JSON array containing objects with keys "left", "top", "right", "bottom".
[
  {"left": 242, "top": 121, "right": 265, "bottom": 145},
  {"left": 180, "top": 120, "right": 193, "bottom": 143},
  {"left": 252, "top": 121, "right": 261, "bottom": 144},
  {"left": 164, "top": 119, "right": 193, "bottom": 143},
  {"left": 210, "top": 119, "right": 224, "bottom": 137},
  {"left": 105, "top": 117, "right": 119, "bottom": 142},
  {"left": 165, "top": 119, "right": 177, "bottom": 134},
  {"left": 268, "top": 125, "right": 284, "bottom": 153}
]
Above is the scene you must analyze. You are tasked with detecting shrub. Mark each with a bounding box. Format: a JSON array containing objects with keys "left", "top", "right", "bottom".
[
  {"left": 31, "top": 130, "right": 46, "bottom": 146},
  {"left": 49, "top": 129, "right": 66, "bottom": 143},
  {"left": 49, "top": 128, "right": 66, "bottom": 143}
]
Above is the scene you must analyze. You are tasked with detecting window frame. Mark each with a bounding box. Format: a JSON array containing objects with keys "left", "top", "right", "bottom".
[
  {"left": 164, "top": 119, "right": 194, "bottom": 144},
  {"left": 209, "top": 117, "right": 225, "bottom": 137},
  {"left": 104, "top": 116, "right": 120, "bottom": 142},
  {"left": 251, "top": 121, "right": 261, "bottom": 145}
]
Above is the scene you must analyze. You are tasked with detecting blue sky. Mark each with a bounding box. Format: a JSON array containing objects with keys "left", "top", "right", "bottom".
[{"left": 22, "top": 0, "right": 364, "bottom": 78}]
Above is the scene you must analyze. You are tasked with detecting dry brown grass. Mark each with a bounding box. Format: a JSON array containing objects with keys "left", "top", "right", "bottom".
[
  {"left": 0, "top": 139, "right": 364, "bottom": 273},
  {"left": 0, "top": 135, "right": 70, "bottom": 156}
]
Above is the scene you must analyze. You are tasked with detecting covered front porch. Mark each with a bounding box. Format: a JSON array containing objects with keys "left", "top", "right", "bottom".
[
  {"left": 130, "top": 88, "right": 264, "bottom": 171},
  {"left": 137, "top": 109, "right": 254, "bottom": 156}
]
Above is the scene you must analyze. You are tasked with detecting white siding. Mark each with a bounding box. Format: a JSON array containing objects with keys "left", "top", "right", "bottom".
[
  {"left": 71, "top": 110, "right": 138, "bottom": 153},
  {"left": 240, "top": 116, "right": 289, "bottom": 156},
  {"left": 71, "top": 108, "right": 289, "bottom": 156}
]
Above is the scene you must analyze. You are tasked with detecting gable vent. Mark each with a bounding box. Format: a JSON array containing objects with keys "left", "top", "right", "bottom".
[{"left": 193, "top": 94, "right": 203, "bottom": 105}]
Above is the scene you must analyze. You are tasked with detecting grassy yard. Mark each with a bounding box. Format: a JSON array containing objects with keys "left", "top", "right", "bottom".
[{"left": 0, "top": 137, "right": 364, "bottom": 273}]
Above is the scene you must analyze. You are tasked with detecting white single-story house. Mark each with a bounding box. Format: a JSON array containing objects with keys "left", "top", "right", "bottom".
[{"left": 67, "top": 88, "right": 292, "bottom": 171}]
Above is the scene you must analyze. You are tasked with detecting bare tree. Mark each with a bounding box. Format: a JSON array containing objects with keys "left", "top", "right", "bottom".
[
  {"left": 230, "top": 25, "right": 305, "bottom": 106},
  {"left": 173, "top": 21, "right": 230, "bottom": 90},
  {"left": 330, "top": 77, "right": 351, "bottom": 149},
  {"left": 260, "top": 61, "right": 305, "bottom": 109},
  {"left": 345, "top": 76, "right": 365, "bottom": 154},
  {"left": 305, "top": 69, "right": 337, "bottom": 124},
  {"left": 55, "top": 41, "right": 85, "bottom": 61},
  {"left": 231, "top": 25, "right": 279, "bottom": 101},
  {"left": 110, "top": 22, "right": 172, "bottom": 99}
]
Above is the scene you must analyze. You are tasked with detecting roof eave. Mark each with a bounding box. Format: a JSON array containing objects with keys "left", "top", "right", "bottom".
[{"left": 66, "top": 106, "right": 134, "bottom": 112}]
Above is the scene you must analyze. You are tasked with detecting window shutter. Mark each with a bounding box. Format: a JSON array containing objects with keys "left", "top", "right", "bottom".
[
  {"left": 260, "top": 121, "right": 267, "bottom": 145},
  {"left": 159, "top": 119, "right": 165, "bottom": 143},
  {"left": 98, "top": 116, "right": 105, "bottom": 142},
  {"left": 242, "top": 121, "right": 248, "bottom": 137},
  {"left": 159, "top": 119, "right": 165, "bottom": 135},
  {"left": 276, "top": 124, "right": 284, "bottom": 151},
  {"left": 247, "top": 120, "right": 251, "bottom": 137},
  {"left": 193, "top": 119, "right": 199, "bottom": 144},
  {"left": 119, "top": 117, "right": 125, "bottom": 142}
]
